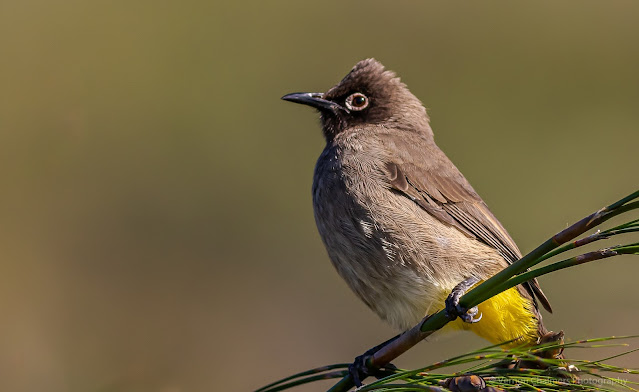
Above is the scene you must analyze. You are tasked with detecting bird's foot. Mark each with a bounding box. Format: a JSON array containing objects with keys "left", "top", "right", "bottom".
[
  {"left": 512, "top": 331, "right": 579, "bottom": 378},
  {"left": 348, "top": 355, "right": 397, "bottom": 387},
  {"left": 445, "top": 276, "right": 482, "bottom": 323},
  {"left": 348, "top": 335, "right": 400, "bottom": 387},
  {"left": 536, "top": 330, "right": 565, "bottom": 360}
]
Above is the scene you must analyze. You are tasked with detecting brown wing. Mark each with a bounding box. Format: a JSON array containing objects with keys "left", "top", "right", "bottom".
[{"left": 384, "top": 140, "right": 552, "bottom": 313}]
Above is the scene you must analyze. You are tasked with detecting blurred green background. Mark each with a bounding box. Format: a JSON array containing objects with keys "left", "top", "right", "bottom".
[{"left": 1, "top": 1, "right": 638, "bottom": 391}]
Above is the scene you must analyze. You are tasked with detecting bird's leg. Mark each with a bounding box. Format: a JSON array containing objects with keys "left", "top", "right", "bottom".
[
  {"left": 445, "top": 276, "right": 483, "bottom": 323},
  {"left": 348, "top": 334, "right": 400, "bottom": 387}
]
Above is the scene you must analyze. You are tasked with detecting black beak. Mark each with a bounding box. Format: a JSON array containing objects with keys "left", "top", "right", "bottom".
[{"left": 281, "top": 92, "right": 342, "bottom": 112}]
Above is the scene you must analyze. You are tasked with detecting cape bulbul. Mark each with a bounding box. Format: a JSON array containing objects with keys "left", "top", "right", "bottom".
[{"left": 282, "top": 59, "right": 553, "bottom": 348}]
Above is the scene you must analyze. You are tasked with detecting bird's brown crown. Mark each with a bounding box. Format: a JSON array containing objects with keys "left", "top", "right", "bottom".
[{"left": 320, "top": 59, "right": 431, "bottom": 140}]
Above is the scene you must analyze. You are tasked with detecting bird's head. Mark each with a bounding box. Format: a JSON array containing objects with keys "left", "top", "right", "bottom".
[{"left": 282, "top": 58, "right": 432, "bottom": 142}]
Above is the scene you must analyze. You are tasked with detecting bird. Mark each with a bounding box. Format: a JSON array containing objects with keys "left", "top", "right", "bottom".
[{"left": 282, "top": 59, "right": 555, "bottom": 365}]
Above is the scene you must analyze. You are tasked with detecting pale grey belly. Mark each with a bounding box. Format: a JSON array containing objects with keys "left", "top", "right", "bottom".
[{"left": 312, "top": 173, "right": 503, "bottom": 331}]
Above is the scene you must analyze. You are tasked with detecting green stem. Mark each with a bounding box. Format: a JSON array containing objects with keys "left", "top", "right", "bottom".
[
  {"left": 479, "top": 243, "right": 638, "bottom": 310},
  {"left": 538, "top": 219, "right": 639, "bottom": 262},
  {"left": 480, "top": 248, "right": 620, "bottom": 307},
  {"left": 454, "top": 199, "right": 639, "bottom": 314}
]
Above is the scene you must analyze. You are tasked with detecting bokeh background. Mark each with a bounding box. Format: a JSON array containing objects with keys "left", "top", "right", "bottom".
[{"left": 1, "top": 1, "right": 638, "bottom": 391}]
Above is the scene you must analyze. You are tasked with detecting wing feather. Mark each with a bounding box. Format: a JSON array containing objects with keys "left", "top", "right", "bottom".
[{"left": 383, "top": 141, "right": 552, "bottom": 313}]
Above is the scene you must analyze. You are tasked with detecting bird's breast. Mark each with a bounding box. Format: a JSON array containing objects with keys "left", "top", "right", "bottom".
[
  {"left": 310, "top": 139, "right": 505, "bottom": 330},
  {"left": 311, "top": 143, "right": 439, "bottom": 328}
]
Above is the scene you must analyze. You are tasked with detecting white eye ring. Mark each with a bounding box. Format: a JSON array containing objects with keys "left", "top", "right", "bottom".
[{"left": 344, "top": 92, "right": 369, "bottom": 111}]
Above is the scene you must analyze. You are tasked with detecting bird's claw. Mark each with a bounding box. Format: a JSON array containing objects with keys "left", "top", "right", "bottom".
[
  {"left": 348, "top": 354, "right": 367, "bottom": 387},
  {"left": 348, "top": 354, "right": 397, "bottom": 387},
  {"left": 446, "top": 300, "right": 483, "bottom": 323},
  {"left": 346, "top": 334, "right": 402, "bottom": 386},
  {"left": 459, "top": 305, "right": 483, "bottom": 323},
  {"left": 445, "top": 276, "right": 482, "bottom": 324}
]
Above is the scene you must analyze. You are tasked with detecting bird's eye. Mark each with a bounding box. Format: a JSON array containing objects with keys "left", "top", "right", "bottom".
[{"left": 345, "top": 93, "right": 369, "bottom": 111}]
